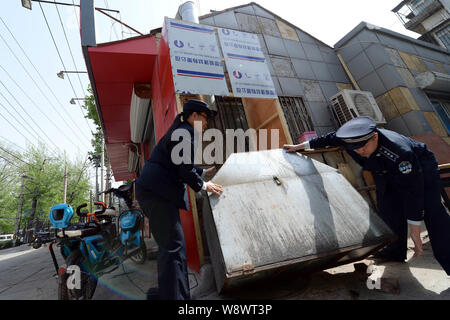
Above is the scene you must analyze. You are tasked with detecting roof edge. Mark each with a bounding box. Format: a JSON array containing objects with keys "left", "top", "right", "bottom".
[
  {"left": 95, "top": 32, "right": 156, "bottom": 48},
  {"left": 199, "top": 2, "right": 332, "bottom": 49},
  {"left": 334, "top": 21, "right": 450, "bottom": 55},
  {"left": 392, "top": 0, "right": 409, "bottom": 13},
  {"left": 199, "top": 1, "right": 255, "bottom": 19}
]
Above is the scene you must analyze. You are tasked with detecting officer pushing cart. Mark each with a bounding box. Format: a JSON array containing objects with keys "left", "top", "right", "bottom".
[{"left": 284, "top": 116, "right": 450, "bottom": 275}]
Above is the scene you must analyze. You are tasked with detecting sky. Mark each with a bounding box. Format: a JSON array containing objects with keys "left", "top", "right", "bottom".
[{"left": 0, "top": 0, "right": 419, "bottom": 184}]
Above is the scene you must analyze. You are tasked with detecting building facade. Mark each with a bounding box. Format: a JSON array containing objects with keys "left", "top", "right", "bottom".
[
  {"left": 335, "top": 22, "right": 450, "bottom": 143},
  {"left": 82, "top": 1, "right": 450, "bottom": 273},
  {"left": 199, "top": 3, "right": 353, "bottom": 139},
  {"left": 200, "top": 3, "right": 450, "bottom": 146},
  {"left": 392, "top": 0, "right": 450, "bottom": 50}
]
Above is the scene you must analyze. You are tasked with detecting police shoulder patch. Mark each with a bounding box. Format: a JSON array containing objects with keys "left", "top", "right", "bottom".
[{"left": 398, "top": 161, "right": 412, "bottom": 174}]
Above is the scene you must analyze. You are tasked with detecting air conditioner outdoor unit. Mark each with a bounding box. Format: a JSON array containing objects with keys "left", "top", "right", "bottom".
[{"left": 330, "top": 89, "right": 386, "bottom": 126}]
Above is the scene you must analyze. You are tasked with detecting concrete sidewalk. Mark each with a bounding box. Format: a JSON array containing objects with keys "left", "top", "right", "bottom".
[
  {"left": 91, "top": 238, "right": 158, "bottom": 300},
  {"left": 0, "top": 229, "right": 449, "bottom": 300},
  {"left": 198, "top": 229, "right": 450, "bottom": 300},
  {"left": 93, "top": 229, "right": 450, "bottom": 300},
  {"left": 0, "top": 239, "right": 159, "bottom": 300}
]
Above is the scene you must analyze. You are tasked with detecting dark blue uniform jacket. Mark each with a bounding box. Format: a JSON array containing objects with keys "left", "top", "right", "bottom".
[
  {"left": 136, "top": 122, "right": 204, "bottom": 210},
  {"left": 309, "top": 128, "right": 437, "bottom": 223}
]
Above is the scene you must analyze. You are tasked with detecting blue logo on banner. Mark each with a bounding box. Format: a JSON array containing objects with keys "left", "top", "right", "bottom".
[
  {"left": 222, "top": 29, "right": 230, "bottom": 35},
  {"left": 174, "top": 40, "right": 184, "bottom": 48},
  {"left": 233, "top": 70, "right": 242, "bottom": 79}
]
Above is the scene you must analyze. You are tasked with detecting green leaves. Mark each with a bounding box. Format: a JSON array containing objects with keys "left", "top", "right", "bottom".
[
  {"left": 0, "top": 142, "right": 90, "bottom": 234},
  {"left": 82, "top": 85, "right": 101, "bottom": 130},
  {"left": 82, "top": 85, "right": 108, "bottom": 165}
]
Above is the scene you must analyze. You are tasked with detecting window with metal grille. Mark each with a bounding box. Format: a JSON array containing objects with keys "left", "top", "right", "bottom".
[
  {"left": 431, "top": 100, "right": 450, "bottom": 135},
  {"left": 409, "top": 0, "right": 431, "bottom": 15},
  {"left": 278, "top": 96, "right": 314, "bottom": 143},
  {"left": 209, "top": 96, "right": 249, "bottom": 132},
  {"left": 205, "top": 96, "right": 251, "bottom": 166},
  {"left": 435, "top": 25, "right": 450, "bottom": 51}
]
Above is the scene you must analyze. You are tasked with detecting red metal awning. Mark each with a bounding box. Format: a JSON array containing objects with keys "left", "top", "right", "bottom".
[{"left": 87, "top": 34, "right": 158, "bottom": 181}]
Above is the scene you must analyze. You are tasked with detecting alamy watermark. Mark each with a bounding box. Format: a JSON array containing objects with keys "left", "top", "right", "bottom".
[
  {"left": 366, "top": 264, "right": 381, "bottom": 290},
  {"left": 66, "top": 265, "right": 81, "bottom": 290},
  {"left": 171, "top": 121, "right": 281, "bottom": 166}
]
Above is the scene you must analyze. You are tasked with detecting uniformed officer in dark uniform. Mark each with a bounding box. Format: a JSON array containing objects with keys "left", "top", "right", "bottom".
[
  {"left": 284, "top": 116, "right": 450, "bottom": 275},
  {"left": 135, "top": 99, "right": 223, "bottom": 300}
]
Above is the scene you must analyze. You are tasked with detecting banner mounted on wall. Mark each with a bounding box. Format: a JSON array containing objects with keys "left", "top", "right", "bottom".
[
  {"left": 165, "top": 18, "right": 229, "bottom": 96},
  {"left": 218, "top": 28, "right": 277, "bottom": 99}
]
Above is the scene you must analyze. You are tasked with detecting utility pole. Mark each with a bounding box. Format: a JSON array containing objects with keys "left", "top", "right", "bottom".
[
  {"left": 63, "top": 152, "right": 67, "bottom": 203},
  {"left": 89, "top": 154, "right": 100, "bottom": 202},
  {"left": 13, "top": 175, "right": 28, "bottom": 246},
  {"left": 106, "top": 161, "right": 111, "bottom": 206},
  {"left": 95, "top": 163, "right": 99, "bottom": 201},
  {"left": 101, "top": 135, "right": 105, "bottom": 202},
  {"left": 27, "top": 190, "right": 39, "bottom": 242},
  {"left": 89, "top": 190, "right": 93, "bottom": 212}
]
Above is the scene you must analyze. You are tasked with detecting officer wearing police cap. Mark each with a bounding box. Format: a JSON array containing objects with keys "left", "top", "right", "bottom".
[
  {"left": 136, "top": 99, "right": 223, "bottom": 300},
  {"left": 284, "top": 116, "right": 450, "bottom": 274}
]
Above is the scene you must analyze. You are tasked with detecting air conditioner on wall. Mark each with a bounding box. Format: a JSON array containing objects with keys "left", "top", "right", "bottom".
[{"left": 330, "top": 89, "right": 386, "bottom": 126}]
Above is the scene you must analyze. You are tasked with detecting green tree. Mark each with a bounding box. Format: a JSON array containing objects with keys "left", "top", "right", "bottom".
[
  {"left": 0, "top": 144, "right": 21, "bottom": 233},
  {"left": 83, "top": 85, "right": 100, "bottom": 128},
  {"left": 82, "top": 85, "right": 110, "bottom": 199},
  {"left": 82, "top": 85, "right": 107, "bottom": 163},
  {"left": 0, "top": 142, "right": 90, "bottom": 235}
]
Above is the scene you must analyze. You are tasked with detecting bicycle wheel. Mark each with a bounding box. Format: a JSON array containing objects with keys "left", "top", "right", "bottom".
[
  {"left": 59, "top": 250, "right": 98, "bottom": 300},
  {"left": 130, "top": 240, "right": 147, "bottom": 264},
  {"left": 57, "top": 272, "right": 69, "bottom": 300},
  {"left": 32, "top": 242, "right": 42, "bottom": 249}
]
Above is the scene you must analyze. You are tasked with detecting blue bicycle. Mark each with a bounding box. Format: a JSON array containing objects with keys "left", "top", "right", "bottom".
[{"left": 42, "top": 182, "right": 147, "bottom": 300}]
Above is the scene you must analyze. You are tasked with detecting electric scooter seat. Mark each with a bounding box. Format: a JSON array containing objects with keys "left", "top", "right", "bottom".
[{"left": 57, "top": 226, "right": 100, "bottom": 238}]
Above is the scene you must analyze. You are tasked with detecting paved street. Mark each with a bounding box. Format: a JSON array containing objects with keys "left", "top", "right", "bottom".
[
  {"left": 199, "top": 231, "right": 450, "bottom": 300},
  {"left": 0, "top": 241, "right": 158, "bottom": 300},
  {"left": 0, "top": 244, "right": 61, "bottom": 300},
  {"left": 1, "top": 228, "right": 449, "bottom": 300}
]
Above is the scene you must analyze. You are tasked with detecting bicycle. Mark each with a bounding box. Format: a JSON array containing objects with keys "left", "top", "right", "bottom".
[{"left": 37, "top": 182, "right": 147, "bottom": 300}]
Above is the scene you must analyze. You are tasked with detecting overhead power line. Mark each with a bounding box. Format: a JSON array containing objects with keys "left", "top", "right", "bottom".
[
  {"left": 0, "top": 171, "right": 19, "bottom": 187},
  {"left": 0, "top": 64, "right": 86, "bottom": 151},
  {"left": 67, "top": 154, "right": 90, "bottom": 203},
  {"left": 38, "top": 2, "right": 94, "bottom": 135},
  {"left": 0, "top": 80, "right": 62, "bottom": 155},
  {"left": 71, "top": 0, "right": 80, "bottom": 29},
  {"left": 0, "top": 145, "right": 30, "bottom": 166},
  {"left": 53, "top": 1, "right": 87, "bottom": 98},
  {"left": 0, "top": 154, "right": 23, "bottom": 170},
  {"left": 0, "top": 15, "right": 92, "bottom": 148},
  {"left": 0, "top": 100, "right": 52, "bottom": 153},
  {"left": 103, "top": 0, "right": 119, "bottom": 41},
  {"left": 0, "top": 109, "right": 39, "bottom": 150},
  {"left": 0, "top": 135, "right": 27, "bottom": 153}
]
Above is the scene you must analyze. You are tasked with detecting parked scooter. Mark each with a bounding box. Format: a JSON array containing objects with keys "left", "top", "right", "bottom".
[
  {"left": 37, "top": 182, "right": 147, "bottom": 300},
  {"left": 29, "top": 231, "right": 53, "bottom": 249}
]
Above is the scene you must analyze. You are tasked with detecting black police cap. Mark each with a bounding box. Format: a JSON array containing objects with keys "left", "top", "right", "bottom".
[
  {"left": 183, "top": 99, "right": 216, "bottom": 119},
  {"left": 336, "top": 116, "right": 377, "bottom": 150}
]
